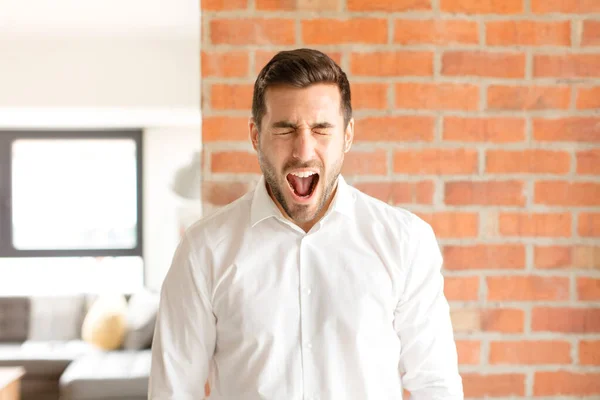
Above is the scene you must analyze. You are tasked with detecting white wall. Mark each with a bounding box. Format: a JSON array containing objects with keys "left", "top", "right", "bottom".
[
  {"left": 143, "top": 127, "right": 201, "bottom": 291},
  {"left": 0, "top": 36, "right": 199, "bottom": 109}
]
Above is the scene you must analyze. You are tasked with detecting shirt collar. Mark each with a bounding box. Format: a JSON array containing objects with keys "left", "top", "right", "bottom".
[{"left": 250, "top": 174, "right": 355, "bottom": 228}]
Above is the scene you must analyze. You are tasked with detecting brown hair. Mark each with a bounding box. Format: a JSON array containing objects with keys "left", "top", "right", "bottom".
[{"left": 252, "top": 48, "right": 352, "bottom": 131}]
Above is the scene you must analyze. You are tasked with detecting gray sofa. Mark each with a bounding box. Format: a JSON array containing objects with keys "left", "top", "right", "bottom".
[{"left": 0, "top": 292, "right": 158, "bottom": 400}]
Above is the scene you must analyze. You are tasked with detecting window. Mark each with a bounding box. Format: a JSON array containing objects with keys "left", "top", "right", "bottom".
[{"left": 0, "top": 130, "right": 143, "bottom": 258}]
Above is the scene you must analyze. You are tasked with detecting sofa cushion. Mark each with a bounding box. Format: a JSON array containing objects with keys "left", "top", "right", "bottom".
[
  {"left": 0, "top": 341, "right": 96, "bottom": 378},
  {"left": 28, "top": 295, "right": 87, "bottom": 341},
  {"left": 59, "top": 350, "right": 151, "bottom": 400},
  {"left": 81, "top": 294, "right": 128, "bottom": 351},
  {"left": 0, "top": 297, "right": 30, "bottom": 342},
  {"left": 123, "top": 290, "right": 159, "bottom": 350}
]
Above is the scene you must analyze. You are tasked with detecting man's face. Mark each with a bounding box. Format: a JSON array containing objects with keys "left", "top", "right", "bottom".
[{"left": 250, "top": 83, "right": 354, "bottom": 229}]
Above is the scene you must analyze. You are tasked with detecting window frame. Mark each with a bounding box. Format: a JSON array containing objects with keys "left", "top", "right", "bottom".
[{"left": 0, "top": 129, "right": 144, "bottom": 258}]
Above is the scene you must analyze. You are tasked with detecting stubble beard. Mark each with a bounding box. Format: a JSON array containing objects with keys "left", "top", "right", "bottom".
[{"left": 257, "top": 149, "right": 342, "bottom": 224}]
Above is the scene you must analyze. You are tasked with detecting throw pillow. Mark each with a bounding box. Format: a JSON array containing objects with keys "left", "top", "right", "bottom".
[
  {"left": 123, "top": 289, "right": 159, "bottom": 350},
  {"left": 81, "top": 294, "right": 128, "bottom": 350}
]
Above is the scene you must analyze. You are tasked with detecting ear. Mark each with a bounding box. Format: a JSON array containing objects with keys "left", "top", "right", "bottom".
[
  {"left": 249, "top": 117, "right": 259, "bottom": 152},
  {"left": 344, "top": 118, "right": 354, "bottom": 153}
]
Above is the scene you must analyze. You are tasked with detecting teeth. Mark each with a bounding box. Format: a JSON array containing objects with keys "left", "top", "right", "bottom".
[{"left": 290, "top": 171, "right": 317, "bottom": 178}]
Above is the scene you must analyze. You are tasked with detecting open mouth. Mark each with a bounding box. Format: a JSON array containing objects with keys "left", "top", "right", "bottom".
[{"left": 286, "top": 171, "right": 319, "bottom": 199}]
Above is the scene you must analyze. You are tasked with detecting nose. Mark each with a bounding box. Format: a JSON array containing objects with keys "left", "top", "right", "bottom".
[{"left": 292, "top": 129, "right": 316, "bottom": 162}]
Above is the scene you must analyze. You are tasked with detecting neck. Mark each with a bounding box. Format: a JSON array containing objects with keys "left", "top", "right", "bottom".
[{"left": 267, "top": 179, "right": 338, "bottom": 233}]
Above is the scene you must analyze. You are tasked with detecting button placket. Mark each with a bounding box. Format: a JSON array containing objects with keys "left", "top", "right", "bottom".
[{"left": 299, "top": 236, "right": 316, "bottom": 398}]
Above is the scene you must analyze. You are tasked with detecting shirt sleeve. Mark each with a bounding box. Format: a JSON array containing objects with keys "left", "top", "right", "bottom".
[
  {"left": 149, "top": 230, "right": 217, "bottom": 400},
  {"left": 394, "top": 215, "right": 464, "bottom": 400}
]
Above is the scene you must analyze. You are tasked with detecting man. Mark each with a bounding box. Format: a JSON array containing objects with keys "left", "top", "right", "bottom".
[{"left": 149, "top": 48, "right": 463, "bottom": 399}]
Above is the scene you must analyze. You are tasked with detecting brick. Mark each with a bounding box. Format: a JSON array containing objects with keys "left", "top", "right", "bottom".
[
  {"left": 487, "top": 276, "right": 570, "bottom": 301},
  {"left": 534, "top": 118, "right": 600, "bottom": 143},
  {"left": 441, "top": 0, "right": 523, "bottom": 14},
  {"left": 255, "top": 50, "right": 342, "bottom": 74},
  {"left": 395, "top": 83, "right": 479, "bottom": 111},
  {"left": 462, "top": 373, "right": 526, "bottom": 397},
  {"left": 451, "top": 308, "right": 524, "bottom": 333},
  {"left": 490, "top": 341, "right": 571, "bottom": 364},
  {"left": 580, "top": 341, "right": 600, "bottom": 365},
  {"left": 577, "top": 149, "right": 600, "bottom": 175},
  {"left": 211, "top": 151, "right": 260, "bottom": 174},
  {"left": 451, "top": 309, "right": 481, "bottom": 332},
  {"left": 574, "top": 246, "right": 600, "bottom": 268},
  {"left": 487, "top": 85, "right": 570, "bottom": 110},
  {"left": 203, "top": 181, "right": 250, "bottom": 206},
  {"left": 442, "top": 51, "right": 525, "bottom": 78},
  {"left": 350, "top": 52, "right": 433, "bottom": 77},
  {"left": 443, "top": 117, "right": 525, "bottom": 143},
  {"left": 486, "top": 21, "right": 571, "bottom": 46},
  {"left": 394, "top": 19, "right": 478, "bottom": 45},
  {"left": 534, "top": 182, "right": 600, "bottom": 206},
  {"left": 443, "top": 244, "right": 526, "bottom": 270},
  {"left": 202, "top": 51, "right": 249, "bottom": 77},
  {"left": 482, "top": 309, "right": 525, "bottom": 333},
  {"left": 210, "top": 18, "right": 295, "bottom": 45},
  {"left": 535, "top": 245, "right": 600, "bottom": 269},
  {"left": 580, "top": 213, "right": 600, "bottom": 237},
  {"left": 341, "top": 150, "right": 387, "bottom": 176},
  {"left": 486, "top": 149, "right": 570, "bottom": 174},
  {"left": 256, "top": 0, "right": 340, "bottom": 11},
  {"left": 578, "top": 278, "right": 600, "bottom": 301},
  {"left": 302, "top": 18, "right": 387, "bottom": 45},
  {"left": 350, "top": 83, "right": 388, "bottom": 110},
  {"left": 499, "top": 212, "right": 572, "bottom": 237},
  {"left": 532, "top": 0, "right": 600, "bottom": 13},
  {"left": 534, "top": 246, "right": 572, "bottom": 269},
  {"left": 394, "top": 149, "right": 478, "bottom": 175},
  {"left": 582, "top": 20, "right": 600, "bottom": 46},
  {"left": 534, "top": 371, "right": 600, "bottom": 396},
  {"left": 203, "top": 117, "right": 250, "bottom": 142},
  {"left": 348, "top": 0, "right": 430, "bottom": 11},
  {"left": 211, "top": 84, "right": 253, "bottom": 110},
  {"left": 419, "top": 212, "right": 479, "bottom": 239},
  {"left": 445, "top": 181, "right": 525, "bottom": 206},
  {"left": 202, "top": 0, "right": 247, "bottom": 10},
  {"left": 353, "top": 181, "right": 434, "bottom": 205},
  {"left": 456, "top": 340, "right": 481, "bottom": 365},
  {"left": 443, "top": 276, "right": 480, "bottom": 300},
  {"left": 577, "top": 87, "right": 600, "bottom": 109},
  {"left": 532, "top": 308, "right": 600, "bottom": 333},
  {"left": 354, "top": 117, "right": 434, "bottom": 142},
  {"left": 534, "top": 54, "right": 600, "bottom": 78}
]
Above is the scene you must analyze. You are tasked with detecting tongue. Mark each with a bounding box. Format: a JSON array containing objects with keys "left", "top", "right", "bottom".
[{"left": 288, "top": 175, "right": 314, "bottom": 197}]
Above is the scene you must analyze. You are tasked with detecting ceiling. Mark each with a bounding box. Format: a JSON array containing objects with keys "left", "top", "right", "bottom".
[{"left": 0, "top": 0, "right": 199, "bottom": 38}]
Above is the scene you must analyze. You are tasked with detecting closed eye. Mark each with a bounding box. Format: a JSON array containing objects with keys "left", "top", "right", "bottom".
[{"left": 312, "top": 122, "right": 334, "bottom": 135}]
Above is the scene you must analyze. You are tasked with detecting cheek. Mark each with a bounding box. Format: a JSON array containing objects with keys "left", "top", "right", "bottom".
[
  {"left": 319, "top": 140, "right": 344, "bottom": 166},
  {"left": 261, "top": 142, "right": 289, "bottom": 168}
]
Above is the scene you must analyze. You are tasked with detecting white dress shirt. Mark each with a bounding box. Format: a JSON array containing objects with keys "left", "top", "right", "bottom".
[{"left": 149, "top": 175, "right": 463, "bottom": 400}]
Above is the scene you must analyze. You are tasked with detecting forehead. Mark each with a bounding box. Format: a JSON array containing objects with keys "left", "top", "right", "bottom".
[{"left": 263, "top": 83, "right": 342, "bottom": 123}]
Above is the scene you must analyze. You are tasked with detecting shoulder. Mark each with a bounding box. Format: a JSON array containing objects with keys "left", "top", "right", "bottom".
[
  {"left": 348, "top": 184, "right": 432, "bottom": 236},
  {"left": 184, "top": 190, "right": 254, "bottom": 250}
]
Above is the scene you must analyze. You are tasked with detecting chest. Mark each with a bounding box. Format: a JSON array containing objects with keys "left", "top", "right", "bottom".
[{"left": 211, "top": 230, "right": 398, "bottom": 337}]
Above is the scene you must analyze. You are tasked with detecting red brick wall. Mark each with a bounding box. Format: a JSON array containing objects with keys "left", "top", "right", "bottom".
[{"left": 201, "top": 0, "right": 600, "bottom": 397}]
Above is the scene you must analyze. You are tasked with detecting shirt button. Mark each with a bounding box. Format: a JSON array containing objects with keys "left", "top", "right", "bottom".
[
  {"left": 306, "top": 342, "right": 313, "bottom": 350},
  {"left": 305, "top": 288, "right": 312, "bottom": 295}
]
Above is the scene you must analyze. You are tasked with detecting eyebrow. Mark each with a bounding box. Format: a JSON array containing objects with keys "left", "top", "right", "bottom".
[{"left": 271, "top": 121, "right": 335, "bottom": 129}]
